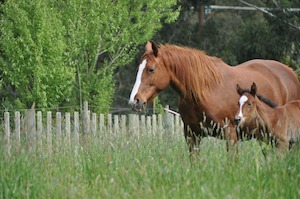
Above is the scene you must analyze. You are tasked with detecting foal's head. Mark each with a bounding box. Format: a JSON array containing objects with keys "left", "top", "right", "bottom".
[{"left": 234, "top": 83, "right": 258, "bottom": 127}]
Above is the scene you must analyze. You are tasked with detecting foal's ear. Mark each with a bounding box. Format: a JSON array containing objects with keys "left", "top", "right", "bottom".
[
  {"left": 236, "top": 84, "right": 244, "bottom": 96},
  {"left": 145, "top": 41, "right": 159, "bottom": 57},
  {"left": 250, "top": 82, "right": 257, "bottom": 96}
]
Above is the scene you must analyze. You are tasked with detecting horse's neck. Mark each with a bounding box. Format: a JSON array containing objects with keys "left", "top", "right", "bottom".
[{"left": 162, "top": 49, "right": 223, "bottom": 101}]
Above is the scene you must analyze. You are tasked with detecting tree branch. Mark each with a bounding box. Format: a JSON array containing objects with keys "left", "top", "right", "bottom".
[{"left": 239, "top": 0, "right": 300, "bottom": 31}]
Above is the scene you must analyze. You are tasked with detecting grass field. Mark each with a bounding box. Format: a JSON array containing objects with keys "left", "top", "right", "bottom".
[{"left": 0, "top": 131, "right": 299, "bottom": 199}]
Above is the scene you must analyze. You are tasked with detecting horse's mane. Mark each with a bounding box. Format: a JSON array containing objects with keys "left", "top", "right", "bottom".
[
  {"left": 240, "top": 89, "right": 277, "bottom": 108},
  {"left": 158, "top": 44, "right": 223, "bottom": 102}
]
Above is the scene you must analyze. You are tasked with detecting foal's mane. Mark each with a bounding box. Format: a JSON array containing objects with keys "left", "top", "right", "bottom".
[
  {"left": 157, "top": 44, "right": 223, "bottom": 101},
  {"left": 241, "top": 89, "right": 277, "bottom": 108}
]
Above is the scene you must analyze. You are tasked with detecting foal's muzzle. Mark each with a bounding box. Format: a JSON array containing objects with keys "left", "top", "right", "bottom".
[{"left": 234, "top": 117, "right": 241, "bottom": 126}]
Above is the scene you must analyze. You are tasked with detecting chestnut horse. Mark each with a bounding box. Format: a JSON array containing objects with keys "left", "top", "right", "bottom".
[
  {"left": 129, "top": 41, "right": 300, "bottom": 157},
  {"left": 235, "top": 83, "right": 300, "bottom": 153}
]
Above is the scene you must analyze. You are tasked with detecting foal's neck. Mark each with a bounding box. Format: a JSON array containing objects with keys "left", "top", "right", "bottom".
[{"left": 256, "top": 99, "right": 279, "bottom": 129}]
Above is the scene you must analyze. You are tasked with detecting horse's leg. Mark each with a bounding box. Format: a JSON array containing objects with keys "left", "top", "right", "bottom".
[
  {"left": 184, "top": 124, "right": 201, "bottom": 162},
  {"left": 225, "top": 123, "right": 238, "bottom": 161}
]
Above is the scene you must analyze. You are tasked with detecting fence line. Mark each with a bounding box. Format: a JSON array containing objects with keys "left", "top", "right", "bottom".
[{"left": 1, "top": 102, "right": 184, "bottom": 154}]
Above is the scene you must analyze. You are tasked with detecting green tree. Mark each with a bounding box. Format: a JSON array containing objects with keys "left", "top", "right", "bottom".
[
  {"left": 0, "top": 0, "right": 75, "bottom": 109},
  {"left": 57, "top": 0, "right": 179, "bottom": 113},
  {"left": 264, "top": 0, "right": 300, "bottom": 69},
  {"left": 0, "top": 0, "right": 179, "bottom": 112}
]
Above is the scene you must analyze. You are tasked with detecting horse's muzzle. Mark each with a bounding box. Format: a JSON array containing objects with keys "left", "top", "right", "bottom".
[{"left": 129, "top": 99, "right": 145, "bottom": 112}]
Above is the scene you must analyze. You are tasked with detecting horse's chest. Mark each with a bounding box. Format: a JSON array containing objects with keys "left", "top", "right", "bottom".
[
  {"left": 178, "top": 99, "right": 235, "bottom": 129},
  {"left": 178, "top": 104, "right": 203, "bottom": 125}
]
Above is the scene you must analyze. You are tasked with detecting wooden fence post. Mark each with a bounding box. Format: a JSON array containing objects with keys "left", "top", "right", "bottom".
[
  {"left": 140, "top": 115, "right": 146, "bottom": 135},
  {"left": 15, "top": 111, "right": 21, "bottom": 145},
  {"left": 74, "top": 111, "right": 80, "bottom": 145},
  {"left": 25, "top": 108, "right": 36, "bottom": 150},
  {"left": 83, "top": 101, "right": 90, "bottom": 134},
  {"left": 158, "top": 114, "right": 163, "bottom": 139},
  {"left": 47, "top": 112, "right": 52, "bottom": 154},
  {"left": 128, "top": 114, "right": 137, "bottom": 137},
  {"left": 146, "top": 116, "right": 151, "bottom": 136},
  {"left": 65, "top": 112, "right": 71, "bottom": 145},
  {"left": 174, "top": 115, "right": 183, "bottom": 139},
  {"left": 114, "top": 115, "right": 119, "bottom": 135},
  {"left": 136, "top": 115, "right": 140, "bottom": 138},
  {"left": 4, "top": 112, "right": 11, "bottom": 155},
  {"left": 121, "top": 115, "right": 126, "bottom": 137},
  {"left": 37, "top": 111, "right": 43, "bottom": 151},
  {"left": 99, "top": 113, "right": 105, "bottom": 133},
  {"left": 107, "top": 114, "right": 112, "bottom": 135},
  {"left": 91, "top": 113, "right": 97, "bottom": 136},
  {"left": 164, "top": 105, "right": 174, "bottom": 136},
  {"left": 56, "top": 112, "right": 62, "bottom": 147},
  {"left": 152, "top": 114, "right": 157, "bottom": 136}
]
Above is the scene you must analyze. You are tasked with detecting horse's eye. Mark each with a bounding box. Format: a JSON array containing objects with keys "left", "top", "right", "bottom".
[
  {"left": 248, "top": 103, "right": 252, "bottom": 108},
  {"left": 148, "top": 68, "right": 155, "bottom": 73}
]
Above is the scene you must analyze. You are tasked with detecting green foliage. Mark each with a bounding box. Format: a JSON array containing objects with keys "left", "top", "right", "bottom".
[
  {"left": 57, "top": 0, "right": 179, "bottom": 113},
  {"left": 233, "top": 15, "right": 286, "bottom": 63},
  {"left": 0, "top": 0, "right": 75, "bottom": 109},
  {"left": 0, "top": 0, "right": 179, "bottom": 113},
  {"left": 154, "top": 97, "right": 165, "bottom": 114}
]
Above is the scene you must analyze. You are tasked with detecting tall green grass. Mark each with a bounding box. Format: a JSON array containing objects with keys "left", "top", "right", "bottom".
[{"left": 0, "top": 132, "right": 299, "bottom": 199}]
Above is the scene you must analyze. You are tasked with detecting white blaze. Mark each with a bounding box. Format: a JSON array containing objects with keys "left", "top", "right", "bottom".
[
  {"left": 238, "top": 95, "right": 248, "bottom": 118},
  {"left": 129, "top": 59, "right": 147, "bottom": 104}
]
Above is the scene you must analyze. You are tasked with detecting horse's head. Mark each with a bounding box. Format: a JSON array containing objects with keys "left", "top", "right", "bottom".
[
  {"left": 234, "top": 83, "right": 258, "bottom": 127},
  {"left": 129, "top": 41, "right": 171, "bottom": 111}
]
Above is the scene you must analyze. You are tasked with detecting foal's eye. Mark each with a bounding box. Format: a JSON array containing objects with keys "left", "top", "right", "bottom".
[{"left": 248, "top": 103, "right": 252, "bottom": 108}]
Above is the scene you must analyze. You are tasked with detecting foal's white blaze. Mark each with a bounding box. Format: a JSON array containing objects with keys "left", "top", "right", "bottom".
[
  {"left": 129, "top": 59, "right": 147, "bottom": 104},
  {"left": 238, "top": 95, "right": 248, "bottom": 118}
]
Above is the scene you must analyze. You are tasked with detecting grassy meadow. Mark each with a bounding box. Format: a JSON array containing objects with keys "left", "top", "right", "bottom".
[{"left": 0, "top": 130, "right": 299, "bottom": 199}]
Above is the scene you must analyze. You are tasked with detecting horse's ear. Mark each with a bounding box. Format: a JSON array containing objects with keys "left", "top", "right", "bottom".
[
  {"left": 145, "top": 41, "right": 158, "bottom": 57},
  {"left": 236, "top": 84, "right": 244, "bottom": 96},
  {"left": 250, "top": 82, "right": 257, "bottom": 96},
  {"left": 151, "top": 40, "right": 158, "bottom": 57},
  {"left": 145, "top": 41, "right": 152, "bottom": 51}
]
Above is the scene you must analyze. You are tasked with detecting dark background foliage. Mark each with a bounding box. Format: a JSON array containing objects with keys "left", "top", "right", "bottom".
[{"left": 112, "top": 0, "right": 300, "bottom": 113}]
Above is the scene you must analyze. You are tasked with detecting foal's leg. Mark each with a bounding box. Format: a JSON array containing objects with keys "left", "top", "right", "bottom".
[
  {"left": 258, "top": 141, "right": 271, "bottom": 163},
  {"left": 276, "top": 139, "right": 289, "bottom": 154}
]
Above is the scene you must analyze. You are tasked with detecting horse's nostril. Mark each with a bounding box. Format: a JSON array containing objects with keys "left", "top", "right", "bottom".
[{"left": 135, "top": 98, "right": 139, "bottom": 105}]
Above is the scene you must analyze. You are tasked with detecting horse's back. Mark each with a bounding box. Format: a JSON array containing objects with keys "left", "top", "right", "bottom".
[{"left": 237, "top": 59, "right": 300, "bottom": 103}]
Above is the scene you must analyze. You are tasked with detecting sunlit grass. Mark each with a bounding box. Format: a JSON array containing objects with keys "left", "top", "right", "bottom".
[{"left": 0, "top": 131, "right": 299, "bottom": 198}]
